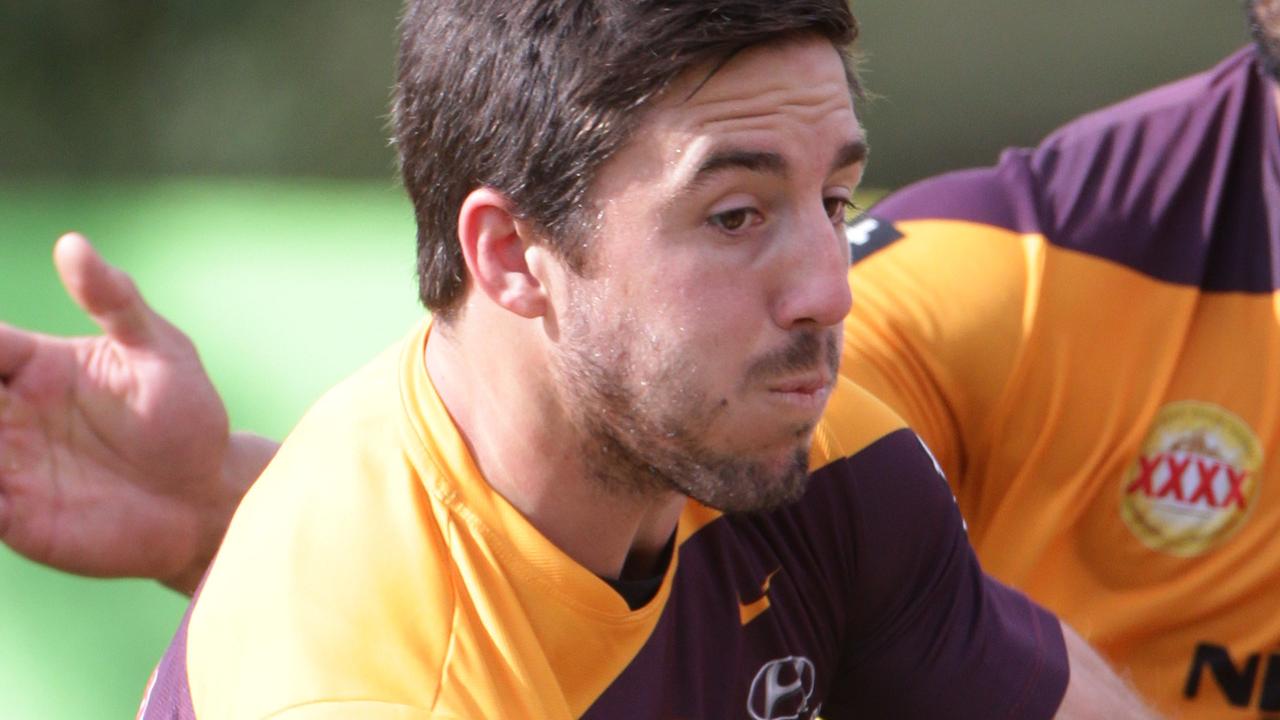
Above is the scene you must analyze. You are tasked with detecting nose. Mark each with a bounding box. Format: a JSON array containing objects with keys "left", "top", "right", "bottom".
[{"left": 770, "top": 210, "right": 854, "bottom": 330}]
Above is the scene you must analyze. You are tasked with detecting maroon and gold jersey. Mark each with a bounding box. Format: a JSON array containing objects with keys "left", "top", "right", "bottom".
[
  {"left": 844, "top": 47, "right": 1280, "bottom": 718},
  {"left": 139, "top": 321, "right": 1066, "bottom": 719}
]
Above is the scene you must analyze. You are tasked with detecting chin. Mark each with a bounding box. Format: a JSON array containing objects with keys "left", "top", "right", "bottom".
[{"left": 680, "top": 445, "right": 812, "bottom": 514}]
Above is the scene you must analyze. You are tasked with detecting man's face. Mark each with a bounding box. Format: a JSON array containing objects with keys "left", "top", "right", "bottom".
[
  {"left": 546, "top": 36, "right": 864, "bottom": 513},
  {"left": 1252, "top": 0, "right": 1280, "bottom": 82}
]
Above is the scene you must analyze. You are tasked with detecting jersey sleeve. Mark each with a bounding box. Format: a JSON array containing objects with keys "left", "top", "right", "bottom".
[
  {"left": 819, "top": 428, "right": 1069, "bottom": 718},
  {"left": 842, "top": 161, "right": 1040, "bottom": 485}
]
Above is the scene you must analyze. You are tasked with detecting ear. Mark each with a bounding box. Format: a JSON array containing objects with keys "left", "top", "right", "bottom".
[{"left": 456, "top": 187, "right": 548, "bottom": 318}]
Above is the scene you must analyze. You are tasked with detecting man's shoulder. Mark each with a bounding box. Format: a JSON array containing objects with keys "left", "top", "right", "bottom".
[
  {"left": 1025, "top": 46, "right": 1273, "bottom": 290},
  {"left": 862, "top": 47, "right": 1272, "bottom": 290},
  {"left": 178, "top": 478, "right": 460, "bottom": 717},
  {"left": 176, "top": 324, "right": 466, "bottom": 718},
  {"left": 1039, "top": 46, "right": 1259, "bottom": 159},
  {"left": 251, "top": 321, "right": 445, "bottom": 505},
  {"left": 857, "top": 160, "right": 1039, "bottom": 244}
]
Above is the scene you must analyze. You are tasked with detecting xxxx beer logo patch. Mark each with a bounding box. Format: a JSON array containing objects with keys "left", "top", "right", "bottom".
[{"left": 1120, "top": 401, "right": 1262, "bottom": 556}]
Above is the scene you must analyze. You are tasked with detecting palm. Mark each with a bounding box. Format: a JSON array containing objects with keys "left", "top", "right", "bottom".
[
  {"left": 0, "top": 234, "right": 230, "bottom": 587},
  {"left": 1, "top": 331, "right": 227, "bottom": 579}
]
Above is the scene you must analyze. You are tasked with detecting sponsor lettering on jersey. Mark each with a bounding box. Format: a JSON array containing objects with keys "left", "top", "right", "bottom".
[
  {"left": 1184, "top": 642, "right": 1280, "bottom": 711},
  {"left": 1120, "top": 401, "right": 1262, "bottom": 556},
  {"left": 747, "top": 656, "right": 819, "bottom": 720}
]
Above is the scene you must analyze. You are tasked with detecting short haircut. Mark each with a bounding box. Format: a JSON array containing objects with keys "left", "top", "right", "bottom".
[{"left": 393, "top": 0, "right": 861, "bottom": 319}]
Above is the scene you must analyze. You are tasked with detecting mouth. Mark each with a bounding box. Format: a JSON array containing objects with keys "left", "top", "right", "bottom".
[
  {"left": 746, "top": 329, "right": 842, "bottom": 413},
  {"left": 766, "top": 373, "right": 834, "bottom": 407},
  {"left": 770, "top": 375, "right": 829, "bottom": 394}
]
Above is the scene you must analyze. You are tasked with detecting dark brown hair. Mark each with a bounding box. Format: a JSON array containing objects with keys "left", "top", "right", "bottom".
[
  {"left": 1251, "top": 0, "right": 1280, "bottom": 83},
  {"left": 393, "top": 0, "right": 861, "bottom": 318}
]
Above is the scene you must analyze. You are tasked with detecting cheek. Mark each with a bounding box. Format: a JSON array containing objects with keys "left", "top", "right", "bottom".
[
  {"left": 602, "top": 243, "right": 773, "bottom": 378},
  {"left": 654, "top": 293, "right": 764, "bottom": 390},
  {"left": 645, "top": 263, "right": 762, "bottom": 333}
]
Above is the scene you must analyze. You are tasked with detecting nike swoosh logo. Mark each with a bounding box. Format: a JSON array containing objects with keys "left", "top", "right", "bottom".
[{"left": 739, "top": 568, "right": 781, "bottom": 626}]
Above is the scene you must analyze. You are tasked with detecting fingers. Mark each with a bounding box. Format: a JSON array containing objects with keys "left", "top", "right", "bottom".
[
  {"left": 0, "top": 322, "right": 38, "bottom": 382},
  {"left": 53, "top": 233, "right": 155, "bottom": 348}
]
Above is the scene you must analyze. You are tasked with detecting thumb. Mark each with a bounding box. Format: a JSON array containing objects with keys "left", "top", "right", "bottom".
[{"left": 53, "top": 233, "right": 155, "bottom": 348}]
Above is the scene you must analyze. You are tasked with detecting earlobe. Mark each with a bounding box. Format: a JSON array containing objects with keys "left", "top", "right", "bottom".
[{"left": 457, "top": 188, "right": 549, "bottom": 318}]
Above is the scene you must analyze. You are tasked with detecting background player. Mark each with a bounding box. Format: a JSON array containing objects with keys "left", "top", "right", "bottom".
[{"left": 839, "top": 2, "right": 1280, "bottom": 716}]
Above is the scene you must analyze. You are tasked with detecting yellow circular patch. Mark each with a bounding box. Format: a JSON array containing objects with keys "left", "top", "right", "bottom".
[{"left": 1119, "top": 400, "right": 1262, "bottom": 557}]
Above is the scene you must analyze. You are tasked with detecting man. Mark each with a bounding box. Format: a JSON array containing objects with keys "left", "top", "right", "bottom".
[
  {"left": 0, "top": 1, "right": 1150, "bottom": 718},
  {"left": 0, "top": 2, "right": 1164, "bottom": 719}
]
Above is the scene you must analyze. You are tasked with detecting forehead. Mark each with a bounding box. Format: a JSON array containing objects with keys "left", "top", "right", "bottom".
[
  {"left": 652, "top": 36, "right": 859, "bottom": 144},
  {"left": 592, "top": 37, "right": 863, "bottom": 202}
]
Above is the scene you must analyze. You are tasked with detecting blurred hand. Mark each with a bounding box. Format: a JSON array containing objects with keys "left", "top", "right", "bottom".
[{"left": 0, "top": 233, "right": 249, "bottom": 593}]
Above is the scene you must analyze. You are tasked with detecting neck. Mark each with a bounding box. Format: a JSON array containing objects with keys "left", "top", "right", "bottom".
[{"left": 425, "top": 308, "right": 685, "bottom": 580}]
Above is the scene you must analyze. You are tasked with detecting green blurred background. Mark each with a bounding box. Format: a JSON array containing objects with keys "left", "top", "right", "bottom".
[{"left": 0, "top": 2, "right": 1256, "bottom": 717}]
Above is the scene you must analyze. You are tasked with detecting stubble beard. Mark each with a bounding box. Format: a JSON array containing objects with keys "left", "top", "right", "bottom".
[{"left": 552, "top": 310, "right": 840, "bottom": 514}]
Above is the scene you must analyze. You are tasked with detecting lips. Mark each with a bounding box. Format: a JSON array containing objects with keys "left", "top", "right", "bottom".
[{"left": 768, "top": 373, "right": 832, "bottom": 396}]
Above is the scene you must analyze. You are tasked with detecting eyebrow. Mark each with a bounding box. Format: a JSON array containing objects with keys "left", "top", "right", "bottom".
[
  {"left": 685, "top": 138, "right": 869, "bottom": 192},
  {"left": 694, "top": 149, "right": 788, "bottom": 185},
  {"left": 830, "top": 139, "right": 869, "bottom": 173}
]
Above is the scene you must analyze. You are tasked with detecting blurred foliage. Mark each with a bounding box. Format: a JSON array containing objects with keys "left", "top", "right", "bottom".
[
  {"left": 0, "top": 1, "right": 1253, "bottom": 186},
  {"left": 0, "top": 0, "right": 402, "bottom": 178}
]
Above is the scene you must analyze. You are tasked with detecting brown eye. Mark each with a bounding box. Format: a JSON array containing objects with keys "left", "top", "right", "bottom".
[
  {"left": 824, "top": 197, "right": 852, "bottom": 223},
  {"left": 710, "top": 208, "right": 755, "bottom": 232}
]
